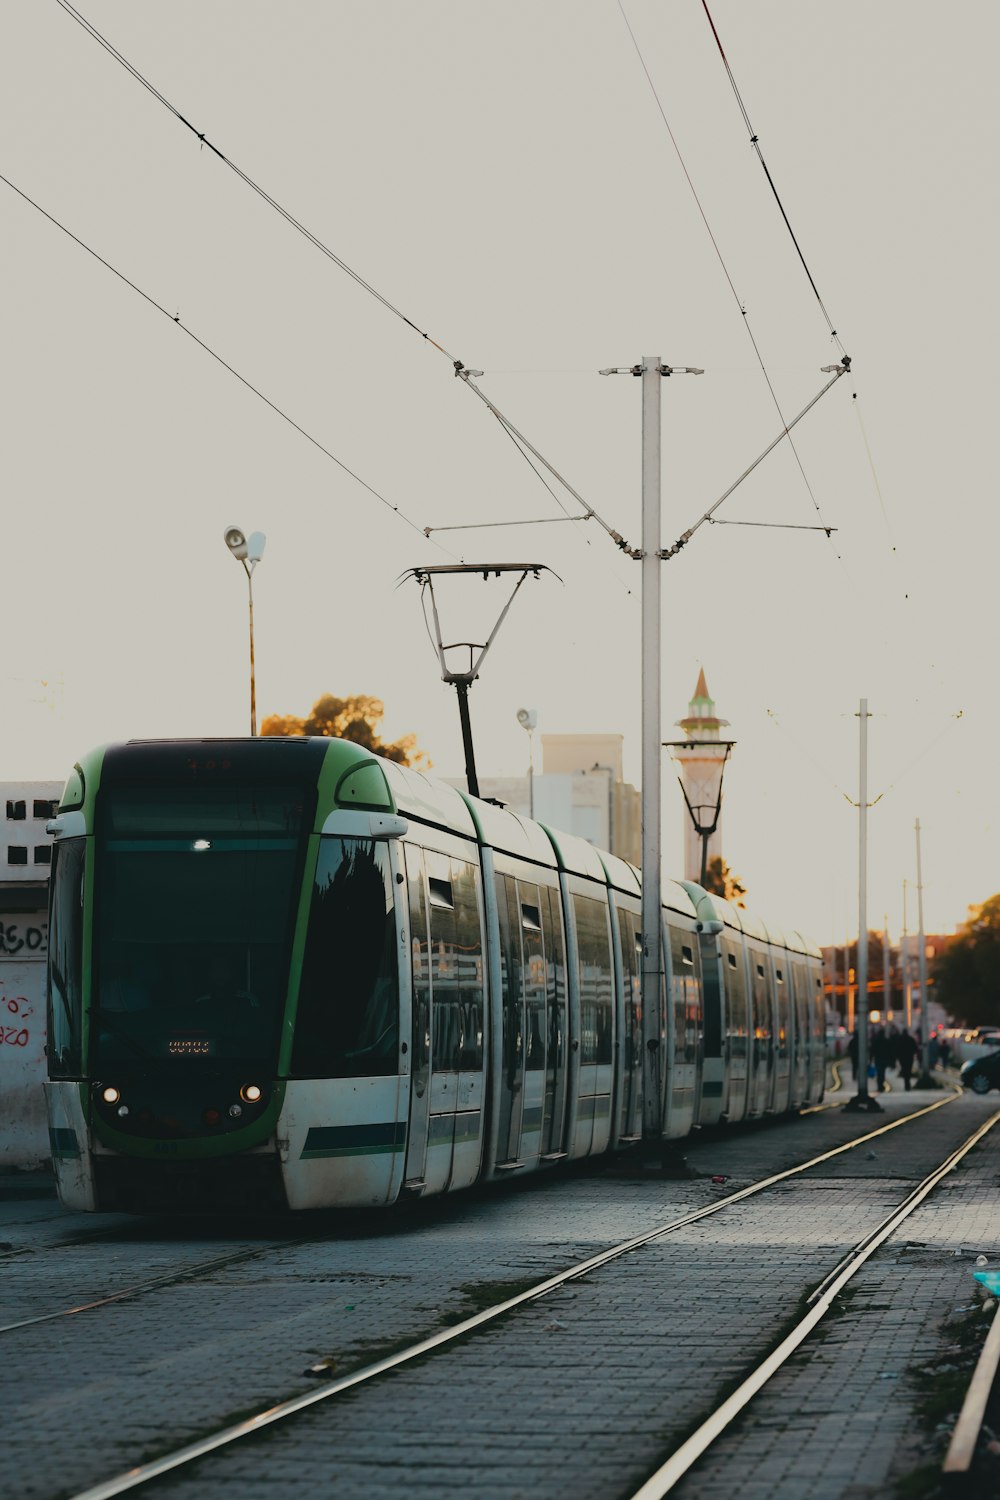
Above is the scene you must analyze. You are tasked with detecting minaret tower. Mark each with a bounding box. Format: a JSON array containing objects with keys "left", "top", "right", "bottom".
[{"left": 672, "top": 669, "right": 734, "bottom": 884}]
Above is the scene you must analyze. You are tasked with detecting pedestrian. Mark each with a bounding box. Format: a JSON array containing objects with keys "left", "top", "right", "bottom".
[
  {"left": 872, "top": 1026, "right": 894, "bottom": 1092},
  {"left": 938, "top": 1034, "right": 952, "bottom": 1069},
  {"left": 896, "top": 1027, "right": 919, "bottom": 1091}
]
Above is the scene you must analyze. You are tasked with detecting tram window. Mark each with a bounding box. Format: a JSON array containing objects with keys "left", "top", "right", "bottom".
[
  {"left": 669, "top": 925, "right": 700, "bottom": 1064},
  {"left": 776, "top": 969, "right": 784, "bottom": 982},
  {"left": 572, "top": 894, "right": 613, "bottom": 1065},
  {"left": 427, "top": 854, "right": 483, "bottom": 1072},
  {"left": 521, "top": 903, "right": 541, "bottom": 932},
  {"left": 292, "top": 837, "right": 399, "bottom": 1077},
  {"left": 757, "top": 964, "right": 765, "bottom": 978},
  {"left": 723, "top": 941, "right": 748, "bottom": 1059},
  {"left": 47, "top": 838, "right": 85, "bottom": 1076}
]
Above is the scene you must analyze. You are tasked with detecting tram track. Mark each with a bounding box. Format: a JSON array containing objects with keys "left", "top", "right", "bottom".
[
  {"left": 2, "top": 1087, "right": 955, "bottom": 1344},
  {"left": 58, "top": 1089, "right": 975, "bottom": 1500}
]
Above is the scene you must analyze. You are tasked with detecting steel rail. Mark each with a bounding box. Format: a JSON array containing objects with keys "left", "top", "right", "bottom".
[
  {"left": 942, "top": 1301, "right": 1000, "bottom": 1474},
  {"left": 0, "top": 1237, "right": 311, "bottom": 1336},
  {"left": 627, "top": 1106, "right": 1000, "bottom": 1499},
  {"left": 66, "top": 1091, "right": 961, "bottom": 1500}
]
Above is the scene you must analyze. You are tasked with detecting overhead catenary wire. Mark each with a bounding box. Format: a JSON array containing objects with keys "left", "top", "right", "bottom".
[
  {"left": 616, "top": 0, "right": 840, "bottom": 554},
  {"left": 52, "top": 0, "right": 461, "bottom": 368},
  {"left": 700, "top": 0, "right": 847, "bottom": 358},
  {"left": 54, "top": 0, "right": 637, "bottom": 558},
  {"left": 0, "top": 169, "right": 452, "bottom": 555}
]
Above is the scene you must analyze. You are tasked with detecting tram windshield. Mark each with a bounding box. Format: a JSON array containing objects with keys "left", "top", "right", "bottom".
[{"left": 92, "top": 784, "right": 309, "bottom": 1069}]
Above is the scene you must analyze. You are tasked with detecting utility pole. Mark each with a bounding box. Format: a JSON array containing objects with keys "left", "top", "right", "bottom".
[
  {"left": 902, "top": 879, "right": 911, "bottom": 1027},
  {"left": 883, "top": 915, "right": 891, "bottom": 1027},
  {"left": 846, "top": 698, "right": 881, "bottom": 1112},
  {"left": 914, "top": 818, "right": 936, "bottom": 1088},
  {"left": 640, "top": 355, "right": 665, "bottom": 1141},
  {"left": 601, "top": 354, "right": 703, "bottom": 1146}
]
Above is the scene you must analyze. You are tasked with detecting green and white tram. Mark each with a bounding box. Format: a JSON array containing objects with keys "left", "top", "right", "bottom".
[{"left": 45, "top": 737, "right": 825, "bottom": 1213}]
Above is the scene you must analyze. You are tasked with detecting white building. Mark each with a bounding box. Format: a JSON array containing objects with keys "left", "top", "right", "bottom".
[
  {"left": 448, "top": 733, "right": 641, "bottom": 864},
  {"left": 2, "top": 781, "right": 61, "bottom": 1170}
]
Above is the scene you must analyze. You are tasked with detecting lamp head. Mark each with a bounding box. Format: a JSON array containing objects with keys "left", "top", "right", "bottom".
[
  {"left": 516, "top": 708, "right": 537, "bottom": 731},
  {"left": 224, "top": 526, "right": 248, "bottom": 560},
  {"left": 246, "top": 531, "right": 266, "bottom": 563}
]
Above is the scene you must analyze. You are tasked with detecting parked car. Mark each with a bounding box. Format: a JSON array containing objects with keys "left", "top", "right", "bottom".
[{"left": 959, "top": 1048, "right": 1000, "bottom": 1094}]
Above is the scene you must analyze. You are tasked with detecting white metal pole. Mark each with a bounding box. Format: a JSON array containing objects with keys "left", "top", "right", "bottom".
[
  {"left": 640, "top": 355, "right": 665, "bottom": 1142},
  {"left": 902, "top": 879, "right": 911, "bottom": 1028},
  {"left": 883, "top": 915, "right": 891, "bottom": 1027},
  {"left": 855, "top": 699, "right": 870, "bottom": 1099},
  {"left": 916, "top": 818, "right": 930, "bottom": 1080}
]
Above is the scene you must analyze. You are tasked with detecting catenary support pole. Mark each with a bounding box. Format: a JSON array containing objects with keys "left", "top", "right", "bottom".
[
  {"left": 902, "top": 880, "right": 911, "bottom": 1028},
  {"left": 884, "top": 915, "right": 891, "bottom": 1027},
  {"left": 846, "top": 698, "right": 881, "bottom": 1111},
  {"left": 914, "top": 818, "right": 936, "bottom": 1087},
  {"left": 640, "top": 355, "right": 665, "bottom": 1143}
]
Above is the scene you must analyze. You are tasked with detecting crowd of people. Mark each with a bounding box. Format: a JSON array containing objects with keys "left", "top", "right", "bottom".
[{"left": 844, "top": 1024, "right": 951, "bottom": 1092}]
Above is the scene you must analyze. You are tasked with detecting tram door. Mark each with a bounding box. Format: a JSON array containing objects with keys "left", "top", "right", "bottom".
[
  {"left": 403, "top": 844, "right": 431, "bottom": 1188},
  {"left": 616, "top": 907, "right": 643, "bottom": 1141},
  {"left": 773, "top": 963, "right": 792, "bottom": 1111},
  {"left": 495, "top": 873, "right": 526, "bottom": 1165},
  {"left": 494, "top": 873, "right": 568, "bottom": 1167},
  {"left": 722, "top": 939, "right": 749, "bottom": 1121},
  {"left": 403, "top": 845, "right": 486, "bottom": 1193},
  {"left": 749, "top": 950, "right": 774, "bottom": 1114},
  {"left": 540, "top": 885, "right": 569, "bottom": 1160}
]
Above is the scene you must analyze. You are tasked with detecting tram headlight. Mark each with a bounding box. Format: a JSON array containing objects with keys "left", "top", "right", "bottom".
[
  {"left": 101, "top": 1086, "right": 121, "bottom": 1105},
  {"left": 228, "top": 1104, "right": 243, "bottom": 1119},
  {"left": 239, "top": 1083, "right": 263, "bottom": 1104}
]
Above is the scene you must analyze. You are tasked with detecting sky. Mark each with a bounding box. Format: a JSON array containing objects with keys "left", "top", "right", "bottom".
[{"left": 3, "top": 1, "right": 996, "bottom": 944}]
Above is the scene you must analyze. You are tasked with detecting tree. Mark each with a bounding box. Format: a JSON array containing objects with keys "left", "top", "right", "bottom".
[
  {"left": 932, "top": 895, "right": 1000, "bottom": 1028},
  {"left": 701, "top": 856, "right": 747, "bottom": 907},
  {"left": 260, "top": 694, "right": 429, "bottom": 768}
]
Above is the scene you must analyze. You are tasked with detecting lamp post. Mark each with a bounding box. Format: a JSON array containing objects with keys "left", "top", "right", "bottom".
[{"left": 224, "top": 526, "right": 266, "bottom": 735}]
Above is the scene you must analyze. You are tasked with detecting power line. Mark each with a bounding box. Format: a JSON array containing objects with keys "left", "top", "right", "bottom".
[
  {"left": 0, "top": 169, "right": 449, "bottom": 552},
  {"left": 54, "top": 0, "right": 637, "bottom": 558},
  {"left": 616, "top": 0, "right": 840, "bottom": 552},
  {"left": 53, "top": 0, "right": 460, "bottom": 367},
  {"left": 700, "top": 0, "right": 847, "bottom": 358}
]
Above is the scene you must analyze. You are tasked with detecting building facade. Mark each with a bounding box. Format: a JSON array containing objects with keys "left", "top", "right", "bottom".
[
  {"left": 1, "top": 782, "right": 60, "bottom": 1169},
  {"left": 448, "top": 733, "right": 641, "bottom": 864}
]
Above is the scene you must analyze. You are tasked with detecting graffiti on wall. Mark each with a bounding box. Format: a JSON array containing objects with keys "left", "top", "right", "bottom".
[{"left": 0, "top": 920, "right": 47, "bottom": 956}]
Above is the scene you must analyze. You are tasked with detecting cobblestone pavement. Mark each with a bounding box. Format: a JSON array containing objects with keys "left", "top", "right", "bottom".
[{"left": 2, "top": 1082, "right": 996, "bottom": 1500}]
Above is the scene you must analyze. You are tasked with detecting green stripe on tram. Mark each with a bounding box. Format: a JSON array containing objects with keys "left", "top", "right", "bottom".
[{"left": 300, "top": 1121, "right": 405, "bottom": 1159}]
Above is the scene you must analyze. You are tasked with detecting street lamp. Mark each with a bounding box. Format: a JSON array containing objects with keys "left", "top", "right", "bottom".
[
  {"left": 223, "top": 526, "right": 266, "bottom": 735},
  {"left": 517, "top": 708, "right": 537, "bottom": 818}
]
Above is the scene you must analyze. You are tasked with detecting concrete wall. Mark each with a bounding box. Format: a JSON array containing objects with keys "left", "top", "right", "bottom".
[{"left": 1, "top": 782, "right": 60, "bottom": 1170}]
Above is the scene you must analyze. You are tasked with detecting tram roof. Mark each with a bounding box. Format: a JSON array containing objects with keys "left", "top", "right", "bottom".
[
  {"left": 377, "top": 759, "right": 479, "bottom": 839},
  {"left": 457, "top": 794, "right": 558, "bottom": 867}
]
